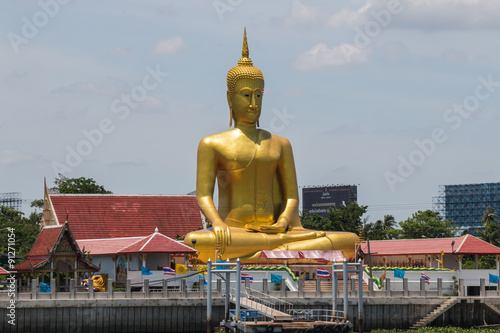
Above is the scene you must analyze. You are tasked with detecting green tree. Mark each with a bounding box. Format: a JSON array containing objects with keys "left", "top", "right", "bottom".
[
  {"left": 300, "top": 210, "right": 328, "bottom": 231},
  {"left": 398, "top": 210, "right": 456, "bottom": 239},
  {"left": 363, "top": 214, "right": 398, "bottom": 240},
  {"left": 51, "top": 174, "right": 112, "bottom": 194},
  {"left": 0, "top": 206, "right": 40, "bottom": 258},
  {"left": 302, "top": 202, "right": 368, "bottom": 234},
  {"left": 475, "top": 207, "right": 500, "bottom": 246}
]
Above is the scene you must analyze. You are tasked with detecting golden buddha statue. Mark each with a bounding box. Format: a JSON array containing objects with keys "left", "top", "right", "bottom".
[{"left": 184, "top": 29, "right": 359, "bottom": 263}]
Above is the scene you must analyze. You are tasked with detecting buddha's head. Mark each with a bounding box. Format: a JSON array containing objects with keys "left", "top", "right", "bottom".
[{"left": 227, "top": 28, "right": 265, "bottom": 127}]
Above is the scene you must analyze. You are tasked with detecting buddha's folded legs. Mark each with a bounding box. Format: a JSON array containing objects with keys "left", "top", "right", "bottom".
[{"left": 184, "top": 228, "right": 359, "bottom": 263}]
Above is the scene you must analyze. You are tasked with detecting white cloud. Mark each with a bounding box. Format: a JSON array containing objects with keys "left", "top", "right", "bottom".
[
  {"left": 0, "top": 150, "right": 33, "bottom": 164},
  {"left": 325, "top": 0, "right": 500, "bottom": 30},
  {"left": 152, "top": 36, "right": 185, "bottom": 55},
  {"left": 293, "top": 43, "right": 370, "bottom": 71},
  {"left": 326, "top": 5, "right": 370, "bottom": 29},
  {"left": 283, "top": 0, "right": 322, "bottom": 27}
]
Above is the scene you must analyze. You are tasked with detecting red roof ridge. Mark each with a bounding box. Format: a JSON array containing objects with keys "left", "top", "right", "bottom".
[
  {"left": 118, "top": 229, "right": 180, "bottom": 252},
  {"left": 455, "top": 234, "right": 468, "bottom": 253},
  {"left": 116, "top": 239, "right": 144, "bottom": 252},
  {"left": 43, "top": 225, "right": 63, "bottom": 229}
]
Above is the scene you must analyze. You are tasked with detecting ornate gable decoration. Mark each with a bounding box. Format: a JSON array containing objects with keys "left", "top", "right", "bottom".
[
  {"left": 41, "top": 178, "right": 59, "bottom": 229},
  {"left": 55, "top": 237, "right": 73, "bottom": 254}
]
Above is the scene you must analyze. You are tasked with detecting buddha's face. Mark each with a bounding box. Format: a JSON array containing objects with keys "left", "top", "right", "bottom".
[{"left": 228, "top": 78, "right": 264, "bottom": 125}]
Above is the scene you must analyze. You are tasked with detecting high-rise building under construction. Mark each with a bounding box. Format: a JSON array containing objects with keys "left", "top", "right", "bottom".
[{"left": 433, "top": 183, "right": 500, "bottom": 234}]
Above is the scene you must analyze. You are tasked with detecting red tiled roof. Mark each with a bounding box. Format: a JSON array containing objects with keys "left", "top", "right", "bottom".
[
  {"left": 118, "top": 230, "right": 196, "bottom": 254},
  {"left": 77, "top": 237, "right": 145, "bottom": 256},
  {"left": 361, "top": 235, "right": 500, "bottom": 256},
  {"left": 27, "top": 226, "right": 64, "bottom": 259},
  {"left": 455, "top": 234, "right": 500, "bottom": 254},
  {"left": 50, "top": 194, "right": 203, "bottom": 240},
  {"left": 0, "top": 266, "right": 10, "bottom": 275},
  {"left": 13, "top": 259, "right": 45, "bottom": 273},
  {"left": 14, "top": 223, "right": 99, "bottom": 273}
]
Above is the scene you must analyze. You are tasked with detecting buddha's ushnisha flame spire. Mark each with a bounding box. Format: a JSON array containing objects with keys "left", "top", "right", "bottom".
[
  {"left": 228, "top": 28, "right": 264, "bottom": 93},
  {"left": 242, "top": 27, "right": 249, "bottom": 58}
]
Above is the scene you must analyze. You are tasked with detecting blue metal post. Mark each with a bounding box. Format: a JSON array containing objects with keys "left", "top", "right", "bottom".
[
  {"left": 225, "top": 259, "right": 230, "bottom": 323},
  {"left": 343, "top": 259, "right": 348, "bottom": 323},
  {"left": 358, "top": 259, "right": 363, "bottom": 332},
  {"left": 207, "top": 259, "right": 212, "bottom": 333},
  {"left": 332, "top": 261, "right": 338, "bottom": 320},
  {"left": 236, "top": 258, "right": 241, "bottom": 322}
]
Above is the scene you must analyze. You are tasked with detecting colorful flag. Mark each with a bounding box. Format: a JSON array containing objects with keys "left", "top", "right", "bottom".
[
  {"left": 142, "top": 266, "right": 153, "bottom": 275},
  {"left": 199, "top": 274, "right": 208, "bottom": 285},
  {"left": 394, "top": 268, "right": 405, "bottom": 279},
  {"left": 317, "top": 268, "right": 330, "bottom": 278},
  {"left": 489, "top": 274, "right": 499, "bottom": 284},
  {"left": 198, "top": 265, "right": 207, "bottom": 275},
  {"left": 216, "top": 260, "right": 226, "bottom": 270},
  {"left": 271, "top": 274, "right": 282, "bottom": 283},
  {"left": 163, "top": 266, "right": 175, "bottom": 276},
  {"left": 176, "top": 264, "right": 188, "bottom": 274},
  {"left": 421, "top": 273, "right": 430, "bottom": 284},
  {"left": 241, "top": 273, "right": 253, "bottom": 283}
]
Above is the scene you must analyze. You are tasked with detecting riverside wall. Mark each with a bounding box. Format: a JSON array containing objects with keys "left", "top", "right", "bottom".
[
  {"left": 2, "top": 277, "right": 500, "bottom": 332},
  {"left": 2, "top": 296, "right": 500, "bottom": 332}
]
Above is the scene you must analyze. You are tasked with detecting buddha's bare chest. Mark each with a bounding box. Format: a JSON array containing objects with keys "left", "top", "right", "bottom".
[{"left": 217, "top": 137, "right": 281, "bottom": 171}]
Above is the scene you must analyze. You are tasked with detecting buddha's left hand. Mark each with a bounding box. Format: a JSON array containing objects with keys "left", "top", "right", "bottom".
[{"left": 245, "top": 217, "right": 288, "bottom": 234}]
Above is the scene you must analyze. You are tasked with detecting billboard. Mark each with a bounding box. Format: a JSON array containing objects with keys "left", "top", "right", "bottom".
[{"left": 302, "top": 185, "right": 357, "bottom": 218}]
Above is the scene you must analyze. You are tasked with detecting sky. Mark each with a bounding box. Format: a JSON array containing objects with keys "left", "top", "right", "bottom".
[{"left": 1, "top": 0, "right": 499, "bottom": 224}]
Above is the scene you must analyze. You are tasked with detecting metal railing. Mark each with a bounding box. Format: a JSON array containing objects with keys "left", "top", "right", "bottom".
[
  {"left": 231, "top": 287, "right": 293, "bottom": 318},
  {"left": 288, "top": 308, "right": 344, "bottom": 323}
]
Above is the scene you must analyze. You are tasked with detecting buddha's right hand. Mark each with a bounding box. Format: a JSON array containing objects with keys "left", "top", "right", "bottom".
[{"left": 212, "top": 221, "right": 230, "bottom": 248}]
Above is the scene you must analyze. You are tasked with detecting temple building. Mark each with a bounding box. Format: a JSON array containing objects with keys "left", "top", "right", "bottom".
[
  {"left": 361, "top": 236, "right": 500, "bottom": 295},
  {"left": 14, "top": 182, "right": 201, "bottom": 289},
  {"left": 13, "top": 222, "right": 99, "bottom": 289}
]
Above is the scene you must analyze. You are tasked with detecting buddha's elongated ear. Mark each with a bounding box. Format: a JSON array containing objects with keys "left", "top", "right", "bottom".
[{"left": 227, "top": 90, "right": 233, "bottom": 127}]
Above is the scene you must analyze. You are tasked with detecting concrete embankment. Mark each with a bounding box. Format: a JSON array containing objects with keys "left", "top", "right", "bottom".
[{"left": 2, "top": 296, "right": 500, "bottom": 332}]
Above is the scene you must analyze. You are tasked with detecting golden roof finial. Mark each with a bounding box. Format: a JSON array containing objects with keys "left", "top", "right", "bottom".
[{"left": 242, "top": 27, "right": 249, "bottom": 58}]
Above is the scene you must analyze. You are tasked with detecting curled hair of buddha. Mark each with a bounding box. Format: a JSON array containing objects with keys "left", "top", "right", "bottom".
[{"left": 226, "top": 27, "right": 265, "bottom": 95}]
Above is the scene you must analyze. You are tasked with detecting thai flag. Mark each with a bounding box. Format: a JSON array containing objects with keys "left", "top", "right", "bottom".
[
  {"left": 317, "top": 268, "right": 330, "bottom": 278},
  {"left": 163, "top": 266, "right": 175, "bottom": 276},
  {"left": 421, "top": 273, "right": 430, "bottom": 285},
  {"left": 241, "top": 273, "right": 253, "bottom": 283}
]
